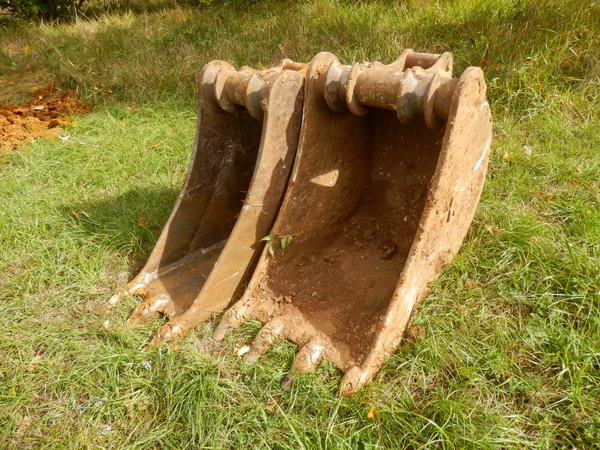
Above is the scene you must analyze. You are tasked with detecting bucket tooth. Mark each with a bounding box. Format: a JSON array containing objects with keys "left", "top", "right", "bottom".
[
  {"left": 243, "top": 317, "right": 287, "bottom": 365},
  {"left": 217, "top": 50, "right": 492, "bottom": 394},
  {"left": 107, "top": 61, "right": 305, "bottom": 340},
  {"left": 292, "top": 338, "right": 326, "bottom": 373}
]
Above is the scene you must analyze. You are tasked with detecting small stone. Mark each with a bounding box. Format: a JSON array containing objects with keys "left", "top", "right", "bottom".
[{"left": 234, "top": 345, "right": 250, "bottom": 356}]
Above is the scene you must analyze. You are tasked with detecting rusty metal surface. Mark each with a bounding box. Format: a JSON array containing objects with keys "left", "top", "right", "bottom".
[
  {"left": 107, "top": 49, "right": 492, "bottom": 395},
  {"left": 105, "top": 61, "right": 305, "bottom": 336},
  {"left": 214, "top": 50, "right": 492, "bottom": 395}
]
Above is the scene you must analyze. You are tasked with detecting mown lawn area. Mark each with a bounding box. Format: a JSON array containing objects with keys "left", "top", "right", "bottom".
[{"left": 1, "top": 0, "right": 599, "bottom": 448}]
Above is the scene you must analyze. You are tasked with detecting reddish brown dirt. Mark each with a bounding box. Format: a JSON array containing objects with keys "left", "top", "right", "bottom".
[
  {"left": 259, "top": 112, "right": 445, "bottom": 364},
  {"left": 267, "top": 212, "right": 408, "bottom": 362},
  {"left": 0, "top": 82, "right": 92, "bottom": 152}
]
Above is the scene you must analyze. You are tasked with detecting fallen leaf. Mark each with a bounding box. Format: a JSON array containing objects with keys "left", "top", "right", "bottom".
[
  {"left": 267, "top": 395, "right": 280, "bottom": 412},
  {"left": 465, "top": 278, "right": 477, "bottom": 289},
  {"left": 547, "top": 195, "right": 554, "bottom": 201},
  {"left": 367, "top": 405, "right": 376, "bottom": 419},
  {"left": 15, "top": 416, "right": 31, "bottom": 435},
  {"left": 22, "top": 46, "right": 32, "bottom": 54}
]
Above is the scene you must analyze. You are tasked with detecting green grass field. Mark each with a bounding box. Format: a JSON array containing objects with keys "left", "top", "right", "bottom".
[{"left": 1, "top": 0, "right": 599, "bottom": 448}]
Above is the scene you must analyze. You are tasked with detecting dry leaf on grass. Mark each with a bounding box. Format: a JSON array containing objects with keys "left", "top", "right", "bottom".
[
  {"left": 267, "top": 395, "right": 280, "bottom": 412},
  {"left": 15, "top": 416, "right": 31, "bottom": 436},
  {"left": 367, "top": 405, "right": 376, "bottom": 419}
]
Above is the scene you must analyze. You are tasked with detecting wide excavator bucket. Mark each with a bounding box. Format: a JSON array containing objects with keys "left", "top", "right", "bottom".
[
  {"left": 212, "top": 50, "right": 492, "bottom": 395},
  {"left": 106, "top": 61, "right": 305, "bottom": 330}
]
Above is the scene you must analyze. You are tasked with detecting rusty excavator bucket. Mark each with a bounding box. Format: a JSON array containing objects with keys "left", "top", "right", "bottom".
[
  {"left": 109, "top": 50, "right": 491, "bottom": 395},
  {"left": 210, "top": 50, "right": 492, "bottom": 395},
  {"left": 106, "top": 60, "right": 306, "bottom": 329}
]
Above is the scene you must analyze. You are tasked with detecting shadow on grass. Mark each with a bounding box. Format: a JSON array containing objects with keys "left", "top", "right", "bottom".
[{"left": 62, "top": 187, "right": 178, "bottom": 271}]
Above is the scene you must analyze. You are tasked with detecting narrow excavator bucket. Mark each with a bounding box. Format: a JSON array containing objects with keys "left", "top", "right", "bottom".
[
  {"left": 214, "top": 50, "right": 492, "bottom": 395},
  {"left": 106, "top": 61, "right": 305, "bottom": 334}
]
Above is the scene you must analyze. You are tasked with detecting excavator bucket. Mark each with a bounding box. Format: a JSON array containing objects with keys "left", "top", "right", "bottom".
[
  {"left": 106, "top": 60, "right": 305, "bottom": 331},
  {"left": 212, "top": 50, "right": 492, "bottom": 395}
]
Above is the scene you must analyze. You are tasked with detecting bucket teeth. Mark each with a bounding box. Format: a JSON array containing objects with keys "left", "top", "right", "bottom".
[
  {"left": 127, "top": 295, "right": 171, "bottom": 326},
  {"left": 243, "top": 317, "right": 286, "bottom": 365},
  {"left": 292, "top": 338, "right": 326, "bottom": 374},
  {"left": 108, "top": 50, "right": 491, "bottom": 395},
  {"left": 148, "top": 323, "right": 184, "bottom": 348}
]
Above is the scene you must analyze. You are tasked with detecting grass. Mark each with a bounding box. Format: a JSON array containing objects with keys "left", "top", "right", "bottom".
[{"left": 1, "top": 0, "right": 599, "bottom": 448}]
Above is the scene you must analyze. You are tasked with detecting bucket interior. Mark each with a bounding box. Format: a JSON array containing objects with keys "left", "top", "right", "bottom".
[
  {"left": 140, "top": 108, "right": 263, "bottom": 315},
  {"left": 264, "top": 109, "right": 444, "bottom": 364}
]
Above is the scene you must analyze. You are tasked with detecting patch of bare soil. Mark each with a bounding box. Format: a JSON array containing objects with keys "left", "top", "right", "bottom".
[{"left": 0, "top": 82, "right": 92, "bottom": 152}]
